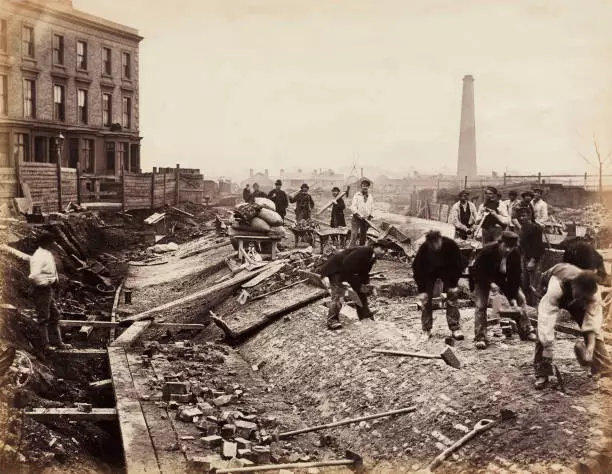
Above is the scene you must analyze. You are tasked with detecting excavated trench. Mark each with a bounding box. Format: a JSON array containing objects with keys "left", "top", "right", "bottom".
[{"left": 0, "top": 211, "right": 154, "bottom": 473}]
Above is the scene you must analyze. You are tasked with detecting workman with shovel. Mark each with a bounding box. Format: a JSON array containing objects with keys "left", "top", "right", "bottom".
[
  {"left": 470, "top": 231, "right": 537, "bottom": 349},
  {"left": 349, "top": 178, "right": 374, "bottom": 247},
  {"left": 29, "top": 231, "right": 71, "bottom": 350},
  {"left": 412, "top": 231, "right": 466, "bottom": 342},
  {"left": 319, "top": 239, "right": 392, "bottom": 330},
  {"left": 534, "top": 263, "right": 612, "bottom": 389}
]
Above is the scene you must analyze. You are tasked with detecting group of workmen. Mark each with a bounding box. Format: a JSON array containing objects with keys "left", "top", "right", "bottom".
[
  {"left": 317, "top": 185, "right": 611, "bottom": 390},
  {"left": 243, "top": 178, "right": 376, "bottom": 247},
  {"left": 28, "top": 180, "right": 610, "bottom": 391}
]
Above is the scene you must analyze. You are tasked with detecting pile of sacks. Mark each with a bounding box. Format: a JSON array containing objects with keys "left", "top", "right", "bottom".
[{"left": 230, "top": 198, "right": 287, "bottom": 237}]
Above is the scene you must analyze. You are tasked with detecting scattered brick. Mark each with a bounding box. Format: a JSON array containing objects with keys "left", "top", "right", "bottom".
[
  {"left": 213, "top": 395, "right": 234, "bottom": 407},
  {"left": 201, "top": 435, "right": 223, "bottom": 448},
  {"left": 178, "top": 406, "right": 203, "bottom": 422},
  {"left": 222, "top": 441, "right": 238, "bottom": 459},
  {"left": 221, "top": 424, "right": 236, "bottom": 438}
]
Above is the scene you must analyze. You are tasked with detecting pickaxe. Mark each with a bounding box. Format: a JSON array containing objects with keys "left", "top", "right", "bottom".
[
  {"left": 213, "top": 450, "right": 364, "bottom": 474},
  {"left": 372, "top": 346, "right": 462, "bottom": 369}
]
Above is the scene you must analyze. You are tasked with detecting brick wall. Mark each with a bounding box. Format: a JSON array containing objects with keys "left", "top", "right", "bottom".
[{"left": 1, "top": 1, "right": 141, "bottom": 139}]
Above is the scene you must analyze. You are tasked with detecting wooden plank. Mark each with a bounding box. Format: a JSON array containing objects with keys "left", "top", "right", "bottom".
[
  {"left": 111, "top": 320, "right": 153, "bottom": 347},
  {"left": 213, "top": 288, "right": 328, "bottom": 341},
  {"left": 122, "top": 263, "right": 276, "bottom": 323},
  {"left": 108, "top": 346, "right": 161, "bottom": 474},
  {"left": 25, "top": 408, "right": 117, "bottom": 421},
  {"left": 529, "top": 317, "right": 582, "bottom": 337},
  {"left": 58, "top": 320, "right": 207, "bottom": 330},
  {"left": 49, "top": 348, "right": 107, "bottom": 357},
  {"left": 241, "top": 263, "right": 284, "bottom": 289}
]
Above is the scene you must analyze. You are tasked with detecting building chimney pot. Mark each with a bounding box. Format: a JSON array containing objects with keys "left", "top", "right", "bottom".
[{"left": 249, "top": 168, "right": 254, "bottom": 178}]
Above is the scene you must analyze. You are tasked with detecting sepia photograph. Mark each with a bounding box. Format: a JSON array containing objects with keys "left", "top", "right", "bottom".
[{"left": 0, "top": 0, "right": 611, "bottom": 472}]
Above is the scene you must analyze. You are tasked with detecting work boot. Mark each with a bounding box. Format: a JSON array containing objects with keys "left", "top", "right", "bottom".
[
  {"left": 419, "top": 330, "right": 431, "bottom": 343},
  {"left": 50, "top": 325, "right": 72, "bottom": 350},
  {"left": 534, "top": 376, "right": 548, "bottom": 390},
  {"left": 327, "top": 317, "right": 343, "bottom": 330},
  {"left": 357, "top": 307, "right": 375, "bottom": 321},
  {"left": 451, "top": 330, "right": 464, "bottom": 341},
  {"left": 474, "top": 340, "right": 487, "bottom": 350}
]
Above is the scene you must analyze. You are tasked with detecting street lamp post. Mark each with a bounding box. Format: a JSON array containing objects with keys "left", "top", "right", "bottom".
[{"left": 55, "top": 132, "right": 64, "bottom": 212}]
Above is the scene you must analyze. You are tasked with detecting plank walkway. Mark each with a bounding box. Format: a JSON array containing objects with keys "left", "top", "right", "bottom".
[{"left": 108, "top": 346, "right": 187, "bottom": 474}]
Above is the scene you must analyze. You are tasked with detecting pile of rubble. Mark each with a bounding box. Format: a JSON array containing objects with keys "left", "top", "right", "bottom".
[{"left": 140, "top": 341, "right": 325, "bottom": 472}]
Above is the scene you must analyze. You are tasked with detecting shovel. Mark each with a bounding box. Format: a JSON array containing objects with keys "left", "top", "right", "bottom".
[{"left": 372, "top": 346, "right": 461, "bottom": 369}]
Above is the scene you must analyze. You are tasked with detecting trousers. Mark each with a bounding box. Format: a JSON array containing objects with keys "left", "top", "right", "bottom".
[
  {"left": 473, "top": 283, "right": 534, "bottom": 341},
  {"left": 327, "top": 274, "right": 371, "bottom": 324},
  {"left": 349, "top": 215, "right": 368, "bottom": 247},
  {"left": 33, "top": 285, "right": 61, "bottom": 327},
  {"left": 421, "top": 280, "right": 460, "bottom": 332}
]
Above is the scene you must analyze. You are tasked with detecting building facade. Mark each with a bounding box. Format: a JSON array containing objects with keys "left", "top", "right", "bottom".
[{"left": 0, "top": 0, "right": 142, "bottom": 178}]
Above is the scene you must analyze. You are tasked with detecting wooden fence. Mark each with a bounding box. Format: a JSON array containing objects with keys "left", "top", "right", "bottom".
[{"left": 1, "top": 163, "right": 204, "bottom": 213}]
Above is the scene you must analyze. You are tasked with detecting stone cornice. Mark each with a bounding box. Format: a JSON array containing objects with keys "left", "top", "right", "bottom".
[{"left": 6, "top": 1, "right": 143, "bottom": 43}]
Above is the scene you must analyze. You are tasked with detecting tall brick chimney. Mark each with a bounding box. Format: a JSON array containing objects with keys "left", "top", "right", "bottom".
[
  {"left": 249, "top": 168, "right": 254, "bottom": 177},
  {"left": 457, "top": 75, "right": 477, "bottom": 179}
]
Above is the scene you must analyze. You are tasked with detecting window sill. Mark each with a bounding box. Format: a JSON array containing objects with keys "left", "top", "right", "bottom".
[
  {"left": 75, "top": 75, "right": 92, "bottom": 84},
  {"left": 52, "top": 63, "right": 66, "bottom": 69},
  {"left": 50, "top": 69, "right": 69, "bottom": 80}
]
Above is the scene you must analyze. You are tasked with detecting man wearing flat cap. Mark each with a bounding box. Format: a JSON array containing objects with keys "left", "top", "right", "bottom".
[
  {"left": 448, "top": 190, "right": 477, "bottom": 239},
  {"left": 350, "top": 178, "right": 375, "bottom": 247},
  {"left": 268, "top": 179, "right": 289, "bottom": 221},
  {"left": 475, "top": 186, "right": 510, "bottom": 244},
  {"left": 290, "top": 183, "right": 315, "bottom": 221},
  {"left": 319, "top": 239, "right": 391, "bottom": 329},
  {"left": 470, "top": 231, "right": 537, "bottom": 349}
]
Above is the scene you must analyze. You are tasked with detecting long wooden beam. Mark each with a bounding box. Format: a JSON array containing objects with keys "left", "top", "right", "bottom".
[
  {"left": 48, "top": 348, "right": 108, "bottom": 357},
  {"left": 121, "top": 263, "right": 274, "bottom": 324},
  {"left": 25, "top": 408, "right": 117, "bottom": 422},
  {"left": 58, "top": 320, "right": 208, "bottom": 330}
]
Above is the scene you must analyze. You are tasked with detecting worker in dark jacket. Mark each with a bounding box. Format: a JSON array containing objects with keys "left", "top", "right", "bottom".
[
  {"left": 319, "top": 240, "right": 391, "bottom": 329},
  {"left": 330, "top": 187, "right": 346, "bottom": 227},
  {"left": 290, "top": 183, "right": 315, "bottom": 221},
  {"left": 412, "top": 231, "right": 466, "bottom": 342},
  {"left": 515, "top": 203, "right": 546, "bottom": 306},
  {"left": 267, "top": 179, "right": 289, "bottom": 220},
  {"left": 471, "top": 231, "right": 537, "bottom": 349},
  {"left": 242, "top": 184, "right": 251, "bottom": 202},
  {"left": 560, "top": 237, "right": 608, "bottom": 285}
]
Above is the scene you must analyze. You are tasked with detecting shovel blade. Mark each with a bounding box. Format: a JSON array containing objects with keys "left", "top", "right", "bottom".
[{"left": 440, "top": 346, "right": 462, "bottom": 369}]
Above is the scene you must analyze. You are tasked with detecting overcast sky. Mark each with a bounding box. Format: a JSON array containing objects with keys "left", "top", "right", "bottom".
[{"left": 76, "top": 0, "right": 612, "bottom": 180}]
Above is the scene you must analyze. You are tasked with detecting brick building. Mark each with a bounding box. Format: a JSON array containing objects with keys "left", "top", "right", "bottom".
[{"left": 0, "top": 0, "right": 142, "bottom": 178}]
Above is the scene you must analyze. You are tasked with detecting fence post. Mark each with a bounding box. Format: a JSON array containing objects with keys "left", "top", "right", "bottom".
[
  {"left": 151, "top": 167, "right": 157, "bottom": 211},
  {"left": 537, "top": 172, "right": 542, "bottom": 184},
  {"left": 121, "top": 162, "right": 126, "bottom": 214},
  {"left": 175, "top": 164, "right": 180, "bottom": 205},
  {"left": 503, "top": 172, "right": 507, "bottom": 187},
  {"left": 14, "top": 148, "right": 21, "bottom": 198},
  {"left": 56, "top": 142, "right": 63, "bottom": 212},
  {"left": 163, "top": 169, "right": 167, "bottom": 207},
  {"left": 76, "top": 161, "right": 81, "bottom": 205},
  {"left": 463, "top": 176, "right": 467, "bottom": 189},
  {"left": 584, "top": 172, "right": 587, "bottom": 190}
]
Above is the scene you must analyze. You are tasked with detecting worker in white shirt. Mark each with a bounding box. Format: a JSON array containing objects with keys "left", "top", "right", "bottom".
[
  {"left": 531, "top": 188, "right": 549, "bottom": 227},
  {"left": 502, "top": 190, "right": 519, "bottom": 230},
  {"left": 349, "top": 179, "right": 374, "bottom": 247},
  {"left": 448, "top": 190, "right": 477, "bottom": 239},
  {"left": 29, "top": 231, "right": 71, "bottom": 350}
]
